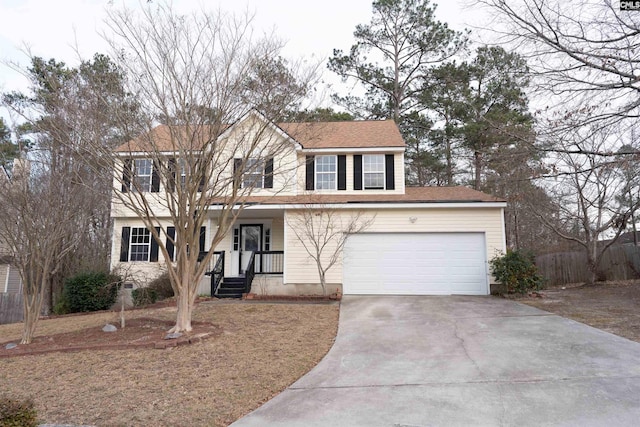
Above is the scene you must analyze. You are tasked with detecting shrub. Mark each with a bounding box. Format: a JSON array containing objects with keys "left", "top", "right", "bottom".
[
  {"left": 148, "top": 272, "right": 174, "bottom": 301},
  {"left": 0, "top": 396, "right": 38, "bottom": 427},
  {"left": 490, "top": 249, "right": 544, "bottom": 294},
  {"left": 52, "top": 294, "right": 70, "bottom": 315},
  {"left": 131, "top": 273, "right": 175, "bottom": 307},
  {"left": 63, "top": 272, "right": 120, "bottom": 313},
  {"left": 132, "top": 287, "right": 158, "bottom": 307}
]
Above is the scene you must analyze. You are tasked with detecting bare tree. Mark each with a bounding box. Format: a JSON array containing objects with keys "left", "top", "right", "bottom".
[
  {"left": 93, "top": 3, "right": 316, "bottom": 333},
  {"left": 286, "top": 200, "right": 375, "bottom": 296},
  {"left": 532, "top": 125, "right": 640, "bottom": 284},
  {"left": 2, "top": 53, "right": 139, "bottom": 311},
  {"left": 477, "top": 0, "right": 640, "bottom": 134},
  {"left": 0, "top": 158, "right": 88, "bottom": 343},
  {"left": 475, "top": 0, "right": 640, "bottom": 261}
]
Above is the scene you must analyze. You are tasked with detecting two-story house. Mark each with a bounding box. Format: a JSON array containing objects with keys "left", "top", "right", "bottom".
[{"left": 110, "top": 111, "right": 506, "bottom": 297}]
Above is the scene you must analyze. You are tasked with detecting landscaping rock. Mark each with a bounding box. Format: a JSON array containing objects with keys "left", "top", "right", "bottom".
[
  {"left": 102, "top": 324, "right": 117, "bottom": 332},
  {"left": 164, "top": 332, "right": 182, "bottom": 340},
  {"left": 5, "top": 343, "right": 17, "bottom": 350}
]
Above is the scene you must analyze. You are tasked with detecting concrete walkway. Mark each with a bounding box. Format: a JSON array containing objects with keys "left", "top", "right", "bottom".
[{"left": 231, "top": 296, "right": 640, "bottom": 426}]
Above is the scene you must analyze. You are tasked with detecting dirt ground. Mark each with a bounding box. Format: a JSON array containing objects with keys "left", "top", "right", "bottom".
[
  {"left": 517, "top": 280, "right": 640, "bottom": 343},
  {"left": 0, "top": 300, "right": 339, "bottom": 426}
]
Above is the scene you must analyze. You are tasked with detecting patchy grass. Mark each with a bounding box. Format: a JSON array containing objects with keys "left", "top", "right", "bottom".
[
  {"left": 0, "top": 301, "right": 339, "bottom": 426},
  {"left": 518, "top": 280, "right": 640, "bottom": 343}
]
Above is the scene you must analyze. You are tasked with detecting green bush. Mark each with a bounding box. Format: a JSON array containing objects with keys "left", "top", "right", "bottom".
[
  {"left": 63, "top": 272, "right": 120, "bottom": 313},
  {"left": 148, "top": 272, "right": 175, "bottom": 301},
  {"left": 52, "top": 295, "right": 70, "bottom": 315},
  {"left": 0, "top": 396, "right": 38, "bottom": 427},
  {"left": 131, "top": 273, "right": 175, "bottom": 307},
  {"left": 132, "top": 287, "right": 158, "bottom": 307},
  {"left": 490, "top": 249, "right": 544, "bottom": 294}
]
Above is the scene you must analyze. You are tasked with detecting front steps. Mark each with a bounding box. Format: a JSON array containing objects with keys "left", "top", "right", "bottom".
[{"left": 215, "top": 276, "right": 246, "bottom": 299}]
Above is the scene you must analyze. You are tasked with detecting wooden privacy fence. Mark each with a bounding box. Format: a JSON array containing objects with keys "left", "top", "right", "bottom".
[
  {"left": 536, "top": 244, "right": 640, "bottom": 286},
  {"left": 0, "top": 293, "right": 23, "bottom": 325}
]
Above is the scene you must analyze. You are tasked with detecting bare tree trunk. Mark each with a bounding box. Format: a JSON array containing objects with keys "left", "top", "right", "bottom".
[
  {"left": 318, "top": 269, "right": 326, "bottom": 297},
  {"left": 474, "top": 151, "right": 482, "bottom": 190},
  {"left": 586, "top": 256, "right": 598, "bottom": 285},
  {"left": 172, "top": 290, "right": 194, "bottom": 333},
  {"left": 445, "top": 130, "right": 453, "bottom": 186},
  {"left": 21, "top": 284, "right": 44, "bottom": 344}
]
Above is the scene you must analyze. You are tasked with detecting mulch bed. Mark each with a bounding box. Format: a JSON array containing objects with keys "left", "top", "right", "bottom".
[{"left": 0, "top": 317, "right": 221, "bottom": 359}]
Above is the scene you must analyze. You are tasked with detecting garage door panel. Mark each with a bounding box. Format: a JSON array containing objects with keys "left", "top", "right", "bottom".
[{"left": 343, "top": 233, "right": 488, "bottom": 295}]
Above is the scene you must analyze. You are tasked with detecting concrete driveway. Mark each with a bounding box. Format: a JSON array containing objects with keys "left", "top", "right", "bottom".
[{"left": 231, "top": 296, "right": 640, "bottom": 426}]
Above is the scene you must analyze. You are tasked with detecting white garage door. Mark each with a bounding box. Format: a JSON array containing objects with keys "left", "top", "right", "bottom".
[{"left": 343, "top": 233, "right": 488, "bottom": 295}]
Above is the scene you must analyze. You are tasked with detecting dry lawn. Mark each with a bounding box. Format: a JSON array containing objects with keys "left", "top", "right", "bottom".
[
  {"left": 0, "top": 300, "right": 339, "bottom": 426},
  {"left": 517, "top": 280, "right": 640, "bottom": 343}
]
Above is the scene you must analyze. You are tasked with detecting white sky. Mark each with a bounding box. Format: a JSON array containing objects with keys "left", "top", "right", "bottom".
[{"left": 0, "top": 0, "right": 487, "bottom": 107}]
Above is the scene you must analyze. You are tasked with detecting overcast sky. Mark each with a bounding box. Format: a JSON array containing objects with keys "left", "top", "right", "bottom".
[{"left": 0, "top": 0, "right": 487, "bottom": 107}]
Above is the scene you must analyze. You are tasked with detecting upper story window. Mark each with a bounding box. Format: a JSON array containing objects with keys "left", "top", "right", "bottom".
[
  {"left": 133, "top": 159, "right": 153, "bottom": 192},
  {"left": 178, "top": 159, "right": 188, "bottom": 189},
  {"left": 167, "top": 158, "right": 205, "bottom": 192},
  {"left": 129, "top": 227, "right": 151, "bottom": 261},
  {"left": 315, "top": 155, "right": 337, "bottom": 190},
  {"left": 122, "top": 158, "right": 159, "bottom": 193},
  {"left": 234, "top": 157, "right": 274, "bottom": 189},
  {"left": 363, "top": 155, "right": 385, "bottom": 189},
  {"left": 353, "top": 154, "right": 395, "bottom": 191},
  {"left": 243, "top": 158, "right": 264, "bottom": 189}
]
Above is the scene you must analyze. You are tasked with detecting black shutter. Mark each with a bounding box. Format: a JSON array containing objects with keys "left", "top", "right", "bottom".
[
  {"left": 233, "top": 158, "right": 242, "bottom": 190},
  {"left": 119, "top": 227, "right": 131, "bottom": 262},
  {"left": 151, "top": 161, "right": 160, "bottom": 192},
  {"left": 305, "top": 155, "right": 315, "bottom": 190},
  {"left": 199, "top": 226, "right": 206, "bottom": 253},
  {"left": 264, "top": 157, "right": 274, "bottom": 189},
  {"left": 198, "top": 173, "right": 205, "bottom": 193},
  {"left": 353, "top": 155, "right": 363, "bottom": 190},
  {"left": 121, "top": 159, "right": 132, "bottom": 193},
  {"left": 385, "top": 154, "right": 395, "bottom": 190},
  {"left": 150, "top": 227, "right": 160, "bottom": 262},
  {"left": 337, "top": 155, "right": 346, "bottom": 190},
  {"left": 198, "top": 226, "right": 207, "bottom": 261},
  {"left": 168, "top": 158, "right": 176, "bottom": 192},
  {"left": 166, "top": 226, "right": 176, "bottom": 261}
]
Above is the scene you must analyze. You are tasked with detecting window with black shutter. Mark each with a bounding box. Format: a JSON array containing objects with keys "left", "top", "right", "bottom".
[
  {"left": 353, "top": 155, "right": 363, "bottom": 190},
  {"left": 305, "top": 155, "right": 315, "bottom": 190},
  {"left": 385, "top": 154, "right": 395, "bottom": 190},
  {"left": 337, "top": 155, "right": 346, "bottom": 190}
]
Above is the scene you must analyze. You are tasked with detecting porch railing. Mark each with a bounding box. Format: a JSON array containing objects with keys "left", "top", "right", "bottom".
[
  {"left": 245, "top": 252, "right": 256, "bottom": 293},
  {"left": 254, "top": 251, "right": 284, "bottom": 274},
  {"left": 204, "top": 251, "right": 225, "bottom": 296}
]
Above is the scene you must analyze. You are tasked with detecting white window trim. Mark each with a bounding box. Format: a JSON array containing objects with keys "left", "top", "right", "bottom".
[
  {"left": 315, "top": 155, "right": 337, "bottom": 191},
  {"left": 363, "top": 154, "right": 386, "bottom": 190},
  {"left": 178, "top": 159, "right": 188, "bottom": 189},
  {"left": 133, "top": 159, "right": 153, "bottom": 192},
  {"left": 242, "top": 158, "right": 265, "bottom": 189},
  {"left": 129, "top": 227, "right": 151, "bottom": 262}
]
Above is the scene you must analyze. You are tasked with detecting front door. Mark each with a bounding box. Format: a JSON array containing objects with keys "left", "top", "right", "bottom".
[{"left": 239, "top": 224, "right": 262, "bottom": 275}]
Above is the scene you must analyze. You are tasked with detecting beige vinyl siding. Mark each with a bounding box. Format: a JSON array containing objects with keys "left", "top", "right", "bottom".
[
  {"left": 270, "top": 217, "right": 284, "bottom": 251},
  {"left": 284, "top": 206, "right": 505, "bottom": 286},
  {"left": 112, "top": 117, "right": 300, "bottom": 218}
]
